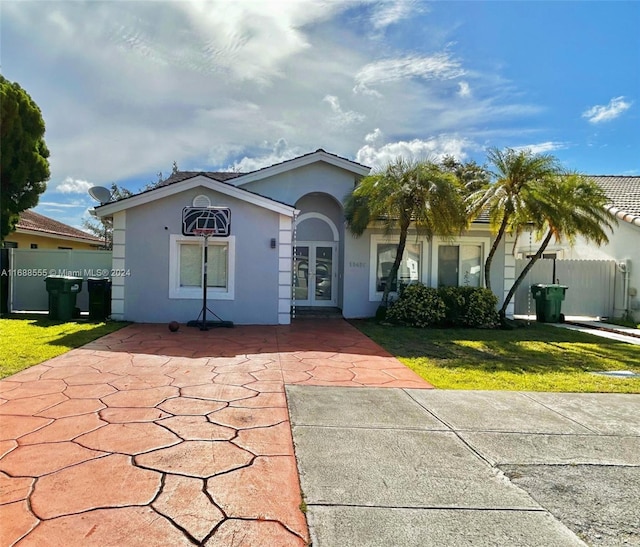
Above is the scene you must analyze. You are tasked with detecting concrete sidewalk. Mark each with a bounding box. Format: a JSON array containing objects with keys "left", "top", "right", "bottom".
[{"left": 287, "top": 387, "right": 640, "bottom": 546}]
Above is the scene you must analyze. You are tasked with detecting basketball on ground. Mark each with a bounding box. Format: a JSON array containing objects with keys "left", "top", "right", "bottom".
[{"left": 168, "top": 321, "right": 180, "bottom": 332}]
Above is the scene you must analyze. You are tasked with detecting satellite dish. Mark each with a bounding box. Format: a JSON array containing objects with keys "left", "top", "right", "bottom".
[{"left": 88, "top": 186, "right": 113, "bottom": 204}]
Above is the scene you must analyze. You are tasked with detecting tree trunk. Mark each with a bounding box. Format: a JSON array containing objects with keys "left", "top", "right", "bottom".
[
  {"left": 485, "top": 215, "right": 509, "bottom": 291},
  {"left": 381, "top": 222, "right": 410, "bottom": 308},
  {"left": 499, "top": 231, "right": 554, "bottom": 320}
]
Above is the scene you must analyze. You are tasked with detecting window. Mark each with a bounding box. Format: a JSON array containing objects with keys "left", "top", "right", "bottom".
[
  {"left": 169, "top": 234, "right": 235, "bottom": 299},
  {"left": 370, "top": 235, "right": 422, "bottom": 300},
  {"left": 58, "top": 246, "right": 72, "bottom": 250},
  {"left": 2, "top": 241, "right": 18, "bottom": 249},
  {"left": 30, "top": 244, "right": 38, "bottom": 249},
  {"left": 432, "top": 238, "right": 488, "bottom": 288}
]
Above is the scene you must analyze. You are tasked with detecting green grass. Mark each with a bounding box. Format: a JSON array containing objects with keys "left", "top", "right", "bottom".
[
  {"left": 0, "top": 315, "right": 128, "bottom": 379},
  {"left": 352, "top": 320, "right": 640, "bottom": 393}
]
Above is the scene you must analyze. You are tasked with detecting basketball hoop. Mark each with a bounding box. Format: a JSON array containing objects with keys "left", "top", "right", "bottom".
[
  {"left": 192, "top": 228, "right": 216, "bottom": 238},
  {"left": 183, "top": 209, "right": 233, "bottom": 330}
]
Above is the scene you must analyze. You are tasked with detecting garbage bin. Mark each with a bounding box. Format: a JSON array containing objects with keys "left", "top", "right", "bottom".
[
  {"left": 531, "top": 284, "right": 568, "bottom": 323},
  {"left": 87, "top": 278, "right": 111, "bottom": 321},
  {"left": 45, "top": 276, "right": 83, "bottom": 321}
]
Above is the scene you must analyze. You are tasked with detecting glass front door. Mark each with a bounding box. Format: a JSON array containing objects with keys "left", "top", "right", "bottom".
[{"left": 293, "top": 242, "right": 337, "bottom": 306}]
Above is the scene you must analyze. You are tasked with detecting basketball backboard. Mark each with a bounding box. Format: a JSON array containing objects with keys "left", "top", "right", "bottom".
[{"left": 182, "top": 207, "right": 231, "bottom": 237}]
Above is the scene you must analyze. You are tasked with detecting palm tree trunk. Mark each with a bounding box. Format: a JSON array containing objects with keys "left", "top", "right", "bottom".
[
  {"left": 499, "top": 230, "right": 554, "bottom": 319},
  {"left": 381, "top": 221, "right": 409, "bottom": 308},
  {"left": 484, "top": 215, "right": 510, "bottom": 291}
]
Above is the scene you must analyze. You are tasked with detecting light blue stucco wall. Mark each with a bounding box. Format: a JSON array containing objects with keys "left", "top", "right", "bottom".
[
  {"left": 342, "top": 226, "right": 507, "bottom": 318},
  {"left": 242, "top": 162, "right": 355, "bottom": 311},
  {"left": 122, "top": 187, "right": 282, "bottom": 324},
  {"left": 240, "top": 162, "right": 358, "bottom": 206}
]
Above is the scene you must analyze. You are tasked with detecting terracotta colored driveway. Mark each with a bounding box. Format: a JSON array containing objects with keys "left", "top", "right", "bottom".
[{"left": 0, "top": 320, "right": 431, "bottom": 546}]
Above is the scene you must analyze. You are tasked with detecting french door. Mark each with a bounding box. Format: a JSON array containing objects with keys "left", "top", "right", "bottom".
[{"left": 293, "top": 242, "right": 338, "bottom": 306}]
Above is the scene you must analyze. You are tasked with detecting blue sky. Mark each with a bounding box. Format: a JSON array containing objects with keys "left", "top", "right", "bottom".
[{"left": 2, "top": 0, "right": 638, "bottom": 231}]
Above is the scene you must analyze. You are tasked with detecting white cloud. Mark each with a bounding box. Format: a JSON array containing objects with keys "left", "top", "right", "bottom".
[
  {"left": 354, "top": 53, "right": 465, "bottom": 95},
  {"left": 457, "top": 81, "right": 471, "bottom": 98},
  {"left": 38, "top": 201, "right": 88, "bottom": 209},
  {"left": 323, "top": 95, "right": 366, "bottom": 127},
  {"left": 227, "top": 139, "right": 302, "bottom": 173},
  {"left": 370, "top": 0, "right": 418, "bottom": 30},
  {"left": 513, "top": 142, "right": 568, "bottom": 154},
  {"left": 582, "top": 97, "right": 631, "bottom": 124},
  {"left": 55, "top": 177, "right": 93, "bottom": 194},
  {"left": 356, "top": 130, "right": 472, "bottom": 169}
]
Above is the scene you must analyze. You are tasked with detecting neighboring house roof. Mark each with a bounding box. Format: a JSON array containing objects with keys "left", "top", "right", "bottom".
[
  {"left": 590, "top": 175, "right": 640, "bottom": 228},
  {"left": 14, "top": 210, "right": 103, "bottom": 244}
]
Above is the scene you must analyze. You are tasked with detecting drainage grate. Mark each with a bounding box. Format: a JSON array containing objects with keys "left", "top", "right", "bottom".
[{"left": 590, "top": 370, "right": 640, "bottom": 378}]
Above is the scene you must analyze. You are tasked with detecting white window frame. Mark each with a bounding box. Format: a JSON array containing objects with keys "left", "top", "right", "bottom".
[
  {"left": 169, "top": 234, "right": 235, "bottom": 300},
  {"left": 369, "top": 234, "right": 425, "bottom": 301},
  {"left": 430, "top": 236, "right": 490, "bottom": 288}
]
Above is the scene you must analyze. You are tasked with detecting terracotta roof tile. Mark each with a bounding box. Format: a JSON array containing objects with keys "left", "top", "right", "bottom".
[
  {"left": 17, "top": 210, "right": 103, "bottom": 243},
  {"left": 589, "top": 176, "right": 640, "bottom": 227}
]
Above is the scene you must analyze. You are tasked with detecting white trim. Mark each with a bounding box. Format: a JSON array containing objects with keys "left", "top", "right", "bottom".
[
  {"left": 168, "top": 234, "right": 235, "bottom": 300},
  {"left": 110, "top": 211, "right": 126, "bottom": 320},
  {"left": 277, "top": 213, "right": 293, "bottom": 322},
  {"left": 234, "top": 150, "right": 370, "bottom": 187},
  {"left": 430, "top": 236, "right": 490, "bottom": 288},
  {"left": 294, "top": 241, "right": 339, "bottom": 306},
  {"left": 296, "top": 212, "right": 339, "bottom": 242},
  {"left": 369, "top": 234, "right": 425, "bottom": 302},
  {"left": 95, "top": 175, "right": 296, "bottom": 217}
]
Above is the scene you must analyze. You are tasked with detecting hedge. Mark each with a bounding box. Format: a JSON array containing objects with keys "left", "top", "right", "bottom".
[{"left": 386, "top": 284, "right": 499, "bottom": 328}]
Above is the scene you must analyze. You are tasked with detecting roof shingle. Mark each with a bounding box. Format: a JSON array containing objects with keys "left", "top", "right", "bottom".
[
  {"left": 16, "top": 210, "right": 103, "bottom": 243},
  {"left": 589, "top": 175, "right": 640, "bottom": 227}
]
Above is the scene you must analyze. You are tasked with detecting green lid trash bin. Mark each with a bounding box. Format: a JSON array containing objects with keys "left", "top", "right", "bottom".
[
  {"left": 531, "top": 284, "right": 568, "bottom": 323},
  {"left": 88, "top": 278, "right": 111, "bottom": 321},
  {"left": 45, "top": 276, "right": 83, "bottom": 321}
]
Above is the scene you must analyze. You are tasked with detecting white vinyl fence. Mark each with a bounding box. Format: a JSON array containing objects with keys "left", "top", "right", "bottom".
[
  {"left": 514, "top": 259, "right": 619, "bottom": 318},
  {"left": 10, "top": 249, "right": 112, "bottom": 312}
]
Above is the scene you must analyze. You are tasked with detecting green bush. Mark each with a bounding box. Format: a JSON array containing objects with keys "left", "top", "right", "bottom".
[
  {"left": 386, "top": 284, "right": 498, "bottom": 328},
  {"left": 440, "top": 286, "right": 499, "bottom": 328},
  {"left": 386, "top": 284, "right": 445, "bottom": 327}
]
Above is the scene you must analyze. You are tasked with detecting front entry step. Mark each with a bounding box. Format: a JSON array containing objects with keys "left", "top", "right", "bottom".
[{"left": 293, "top": 307, "right": 343, "bottom": 320}]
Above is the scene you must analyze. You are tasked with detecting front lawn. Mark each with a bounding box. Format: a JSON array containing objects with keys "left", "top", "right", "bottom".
[
  {"left": 0, "top": 315, "right": 128, "bottom": 379},
  {"left": 353, "top": 320, "right": 640, "bottom": 393}
]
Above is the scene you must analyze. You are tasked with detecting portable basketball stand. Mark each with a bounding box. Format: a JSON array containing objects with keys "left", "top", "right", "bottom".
[{"left": 185, "top": 215, "right": 234, "bottom": 331}]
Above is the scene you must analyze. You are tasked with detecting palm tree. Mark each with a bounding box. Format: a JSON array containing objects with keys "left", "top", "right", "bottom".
[
  {"left": 344, "top": 157, "right": 468, "bottom": 308},
  {"left": 500, "top": 173, "right": 616, "bottom": 317},
  {"left": 468, "top": 148, "right": 562, "bottom": 291}
]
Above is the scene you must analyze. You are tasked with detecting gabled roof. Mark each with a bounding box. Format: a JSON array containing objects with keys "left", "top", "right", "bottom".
[
  {"left": 15, "top": 210, "right": 103, "bottom": 243},
  {"left": 94, "top": 149, "right": 369, "bottom": 218},
  {"left": 590, "top": 176, "right": 640, "bottom": 227},
  {"left": 158, "top": 171, "right": 245, "bottom": 187},
  {"left": 156, "top": 150, "right": 369, "bottom": 191},
  {"left": 233, "top": 148, "right": 370, "bottom": 186},
  {"left": 94, "top": 173, "right": 296, "bottom": 218}
]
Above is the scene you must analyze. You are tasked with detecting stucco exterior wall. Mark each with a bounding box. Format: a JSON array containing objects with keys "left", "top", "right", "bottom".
[
  {"left": 121, "top": 186, "right": 283, "bottom": 324},
  {"left": 239, "top": 162, "right": 358, "bottom": 206},
  {"left": 342, "top": 225, "right": 505, "bottom": 318},
  {"left": 4, "top": 232, "right": 101, "bottom": 250}
]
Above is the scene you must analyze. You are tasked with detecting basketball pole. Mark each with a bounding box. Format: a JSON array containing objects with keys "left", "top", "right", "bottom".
[{"left": 201, "top": 233, "right": 209, "bottom": 331}]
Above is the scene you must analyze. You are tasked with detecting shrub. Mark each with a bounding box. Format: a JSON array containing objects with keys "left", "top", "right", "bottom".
[
  {"left": 385, "top": 284, "right": 499, "bottom": 328},
  {"left": 386, "top": 284, "right": 445, "bottom": 327},
  {"left": 439, "top": 286, "right": 499, "bottom": 328}
]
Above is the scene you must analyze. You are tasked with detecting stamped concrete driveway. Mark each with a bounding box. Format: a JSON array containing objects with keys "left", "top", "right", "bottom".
[{"left": 0, "top": 320, "right": 431, "bottom": 546}]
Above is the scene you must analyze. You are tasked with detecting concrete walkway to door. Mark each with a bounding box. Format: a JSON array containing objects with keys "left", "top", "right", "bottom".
[{"left": 0, "top": 320, "right": 431, "bottom": 546}]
